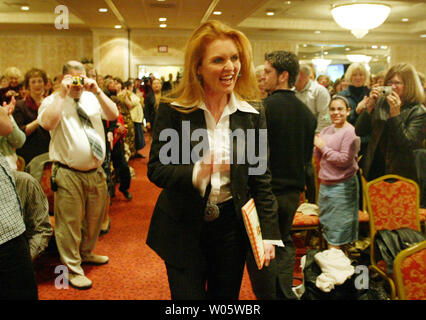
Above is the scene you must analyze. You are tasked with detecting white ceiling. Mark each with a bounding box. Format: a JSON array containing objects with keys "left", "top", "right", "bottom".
[{"left": 0, "top": 0, "right": 425, "bottom": 63}]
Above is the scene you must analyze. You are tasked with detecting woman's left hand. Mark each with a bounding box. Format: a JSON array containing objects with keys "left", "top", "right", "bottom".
[
  {"left": 263, "top": 243, "right": 275, "bottom": 267},
  {"left": 386, "top": 91, "right": 402, "bottom": 118}
]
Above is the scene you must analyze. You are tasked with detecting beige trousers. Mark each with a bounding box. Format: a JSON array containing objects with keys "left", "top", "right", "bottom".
[{"left": 53, "top": 166, "right": 107, "bottom": 276}]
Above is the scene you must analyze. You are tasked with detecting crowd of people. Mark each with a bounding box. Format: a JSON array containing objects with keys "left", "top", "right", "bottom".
[{"left": 0, "top": 19, "right": 425, "bottom": 300}]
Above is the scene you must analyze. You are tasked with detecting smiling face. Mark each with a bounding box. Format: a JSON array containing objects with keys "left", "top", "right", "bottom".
[
  {"left": 28, "top": 76, "right": 45, "bottom": 97},
  {"left": 329, "top": 98, "right": 350, "bottom": 128},
  {"left": 350, "top": 69, "right": 366, "bottom": 87},
  {"left": 197, "top": 37, "right": 241, "bottom": 99}
]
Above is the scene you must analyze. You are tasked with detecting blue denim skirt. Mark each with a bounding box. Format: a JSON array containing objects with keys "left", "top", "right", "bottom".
[{"left": 318, "top": 175, "right": 359, "bottom": 246}]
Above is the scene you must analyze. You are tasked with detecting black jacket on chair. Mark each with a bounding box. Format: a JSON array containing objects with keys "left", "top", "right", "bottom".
[{"left": 146, "top": 102, "right": 281, "bottom": 268}]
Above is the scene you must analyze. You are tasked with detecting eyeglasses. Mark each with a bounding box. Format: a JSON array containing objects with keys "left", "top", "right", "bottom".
[{"left": 386, "top": 80, "right": 404, "bottom": 86}]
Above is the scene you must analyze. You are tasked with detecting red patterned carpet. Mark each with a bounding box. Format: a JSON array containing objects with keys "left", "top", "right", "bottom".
[{"left": 34, "top": 142, "right": 303, "bottom": 300}]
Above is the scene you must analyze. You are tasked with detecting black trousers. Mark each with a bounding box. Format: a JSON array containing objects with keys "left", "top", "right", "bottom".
[
  {"left": 165, "top": 200, "right": 248, "bottom": 300},
  {"left": 0, "top": 233, "right": 38, "bottom": 300},
  {"left": 247, "top": 189, "right": 300, "bottom": 300},
  {"left": 111, "top": 140, "right": 131, "bottom": 192}
]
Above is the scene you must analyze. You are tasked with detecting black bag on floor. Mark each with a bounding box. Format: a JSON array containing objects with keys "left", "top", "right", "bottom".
[{"left": 301, "top": 249, "right": 359, "bottom": 300}]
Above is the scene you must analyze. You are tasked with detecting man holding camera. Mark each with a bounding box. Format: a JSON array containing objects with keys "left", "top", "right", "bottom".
[{"left": 38, "top": 60, "right": 118, "bottom": 289}]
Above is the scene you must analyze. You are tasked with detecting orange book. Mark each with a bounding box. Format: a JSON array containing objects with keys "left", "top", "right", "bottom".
[{"left": 241, "top": 198, "right": 265, "bottom": 270}]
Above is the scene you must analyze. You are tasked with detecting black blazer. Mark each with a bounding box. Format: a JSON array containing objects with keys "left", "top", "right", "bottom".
[{"left": 146, "top": 102, "right": 281, "bottom": 268}]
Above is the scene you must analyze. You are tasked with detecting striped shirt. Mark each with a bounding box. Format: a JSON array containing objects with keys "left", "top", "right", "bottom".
[{"left": 0, "top": 155, "right": 25, "bottom": 245}]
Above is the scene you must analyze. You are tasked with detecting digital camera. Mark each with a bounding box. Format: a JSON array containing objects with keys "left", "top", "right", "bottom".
[
  {"left": 72, "top": 76, "right": 84, "bottom": 87},
  {"left": 376, "top": 86, "right": 392, "bottom": 96}
]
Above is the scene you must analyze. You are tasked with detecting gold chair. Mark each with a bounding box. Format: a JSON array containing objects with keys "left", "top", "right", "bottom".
[
  {"left": 365, "top": 174, "right": 422, "bottom": 300},
  {"left": 292, "top": 157, "right": 322, "bottom": 247},
  {"left": 393, "top": 240, "right": 426, "bottom": 300}
]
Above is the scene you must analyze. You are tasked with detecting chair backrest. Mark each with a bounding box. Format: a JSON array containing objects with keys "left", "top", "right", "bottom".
[
  {"left": 393, "top": 240, "right": 426, "bottom": 300},
  {"left": 366, "top": 174, "right": 421, "bottom": 236}
]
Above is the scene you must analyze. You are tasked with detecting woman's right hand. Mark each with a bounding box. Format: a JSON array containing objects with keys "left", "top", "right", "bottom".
[{"left": 366, "top": 85, "right": 381, "bottom": 113}]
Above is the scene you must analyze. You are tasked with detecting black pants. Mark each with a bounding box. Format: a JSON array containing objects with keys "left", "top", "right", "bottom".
[
  {"left": 111, "top": 140, "right": 131, "bottom": 192},
  {"left": 0, "top": 233, "right": 38, "bottom": 300},
  {"left": 247, "top": 189, "right": 300, "bottom": 300},
  {"left": 165, "top": 201, "right": 248, "bottom": 300},
  {"left": 305, "top": 161, "right": 316, "bottom": 203}
]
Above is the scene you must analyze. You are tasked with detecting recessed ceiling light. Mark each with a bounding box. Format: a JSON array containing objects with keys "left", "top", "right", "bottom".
[
  {"left": 114, "top": 25, "right": 122, "bottom": 29},
  {"left": 99, "top": 8, "right": 108, "bottom": 13},
  {"left": 372, "top": 45, "right": 378, "bottom": 49},
  {"left": 21, "top": 6, "right": 30, "bottom": 11},
  {"left": 303, "top": 44, "right": 307, "bottom": 47},
  {"left": 314, "top": 30, "right": 321, "bottom": 34},
  {"left": 324, "top": 51, "right": 328, "bottom": 55},
  {"left": 157, "top": 0, "right": 166, "bottom": 2},
  {"left": 159, "top": 24, "right": 167, "bottom": 28},
  {"left": 266, "top": 11, "right": 275, "bottom": 16},
  {"left": 345, "top": 47, "right": 351, "bottom": 51},
  {"left": 401, "top": 18, "right": 409, "bottom": 22},
  {"left": 159, "top": 17, "right": 167, "bottom": 22},
  {"left": 420, "top": 34, "right": 426, "bottom": 38},
  {"left": 213, "top": 11, "right": 222, "bottom": 15},
  {"left": 380, "top": 45, "right": 388, "bottom": 49},
  {"left": 286, "top": 1, "right": 291, "bottom": 4}
]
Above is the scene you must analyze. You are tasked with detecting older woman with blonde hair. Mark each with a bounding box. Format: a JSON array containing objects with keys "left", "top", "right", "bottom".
[
  {"left": 146, "top": 20, "right": 280, "bottom": 300},
  {"left": 0, "top": 66, "right": 23, "bottom": 104},
  {"left": 339, "top": 62, "right": 370, "bottom": 125},
  {"left": 355, "top": 62, "right": 425, "bottom": 182}
]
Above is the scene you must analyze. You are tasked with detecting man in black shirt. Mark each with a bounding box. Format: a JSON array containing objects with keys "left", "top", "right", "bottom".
[{"left": 247, "top": 51, "right": 317, "bottom": 300}]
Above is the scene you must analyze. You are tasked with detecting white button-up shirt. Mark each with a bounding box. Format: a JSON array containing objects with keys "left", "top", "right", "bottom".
[
  {"left": 38, "top": 91, "right": 106, "bottom": 171},
  {"left": 185, "top": 93, "right": 259, "bottom": 204}
]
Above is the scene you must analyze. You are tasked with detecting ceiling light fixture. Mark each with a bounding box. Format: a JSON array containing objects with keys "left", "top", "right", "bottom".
[
  {"left": 213, "top": 11, "right": 222, "bottom": 15},
  {"left": 159, "top": 24, "right": 167, "bottom": 28},
  {"left": 401, "top": 18, "right": 409, "bottom": 22},
  {"left": 346, "top": 54, "right": 372, "bottom": 63},
  {"left": 331, "top": 3, "right": 391, "bottom": 39},
  {"left": 114, "top": 25, "right": 122, "bottom": 29},
  {"left": 99, "top": 8, "right": 108, "bottom": 13},
  {"left": 21, "top": 6, "right": 30, "bottom": 11},
  {"left": 420, "top": 34, "right": 426, "bottom": 38},
  {"left": 159, "top": 17, "right": 167, "bottom": 22},
  {"left": 266, "top": 11, "right": 275, "bottom": 16}
]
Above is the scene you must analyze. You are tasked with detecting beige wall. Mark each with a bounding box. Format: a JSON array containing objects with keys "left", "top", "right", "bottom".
[
  {"left": 1, "top": 29, "right": 425, "bottom": 82},
  {"left": 0, "top": 30, "right": 92, "bottom": 79},
  {"left": 251, "top": 39, "right": 298, "bottom": 68},
  {"left": 390, "top": 44, "right": 426, "bottom": 74}
]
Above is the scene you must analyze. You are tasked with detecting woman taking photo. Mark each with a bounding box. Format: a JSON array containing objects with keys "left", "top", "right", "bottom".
[
  {"left": 146, "top": 20, "right": 280, "bottom": 300},
  {"left": 314, "top": 96, "right": 361, "bottom": 251},
  {"left": 355, "top": 62, "right": 425, "bottom": 182}
]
